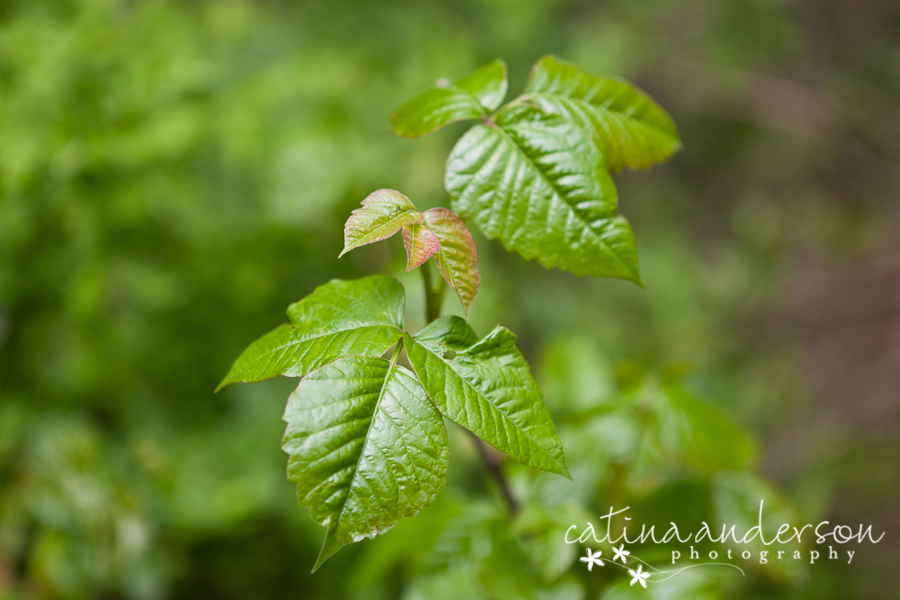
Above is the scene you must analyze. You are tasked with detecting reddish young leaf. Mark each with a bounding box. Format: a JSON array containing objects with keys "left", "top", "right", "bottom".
[
  {"left": 402, "top": 223, "right": 441, "bottom": 271},
  {"left": 339, "top": 189, "right": 422, "bottom": 257},
  {"left": 423, "top": 208, "right": 480, "bottom": 314}
]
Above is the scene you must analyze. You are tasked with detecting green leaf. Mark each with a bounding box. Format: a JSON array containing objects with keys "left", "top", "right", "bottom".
[
  {"left": 423, "top": 208, "right": 481, "bottom": 314},
  {"left": 411, "top": 313, "right": 480, "bottom": 355},
  {"left": 340, "top": 189, "right": 422, "bottom": 257},
  {"left": 402, "top": 222, "right": 441, "bottom": 271},
  {"left": 523, "top": 55, "right": 681, "bottom": 172},
  {"left": 540, "top": 336, "right": 616, "bottom": 415},
  {"left": 445, "top": 105, "right": 641, "bottom": 283},
  {"left": 404, "top": 317, "right": 569, "bottom": 477},
  {"left": 391, "top": 60, "right": 508, "bottom": 138},
  {"left": 512, "top": 503, "right": 594, "bottom": 581},
  {"left": 282, "top": 354, "right": 449, "bottom": 571},
  {"left": 217, "top": 276, "right": 404, "bottom": 390},
  {"left": 651, "top": 383, "right": 756, "bottom": 472}
]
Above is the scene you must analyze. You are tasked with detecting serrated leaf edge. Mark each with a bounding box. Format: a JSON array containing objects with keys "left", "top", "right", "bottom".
[{"left": 405, "top": 331, "right": 570, "bottom": 478}]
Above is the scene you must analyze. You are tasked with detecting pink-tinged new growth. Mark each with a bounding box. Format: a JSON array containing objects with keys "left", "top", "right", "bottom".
[
  {"left": 423, "top": 208, "right": 481, "bottom": 315},
  {"left": 402, "top": 223, "right": 441, "bottom": 271},
  {"left": 339, "top": 189, "right": 422, "bottom": 257}
]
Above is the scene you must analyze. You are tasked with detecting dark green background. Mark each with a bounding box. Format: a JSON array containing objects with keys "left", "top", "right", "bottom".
[{"left": 1, "top": 0, "right": 898, "bottom": 598}]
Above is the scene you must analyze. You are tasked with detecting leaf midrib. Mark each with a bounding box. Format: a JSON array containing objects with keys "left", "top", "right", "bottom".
[
  {"left": 418, "top": 338, "right": 565, "bottom": 473},
  {"left": 343, "top": 210, "right": 421, "bottom": 254},
  {"left": 526, "top": 91, "right": 678, "bottom": 140},
  {"left": 249, "top": 324, "right": 400, "bottom": 368},
  {"left": 487, "top": 122, "right": 634, "bottom": 277},
  {"left": 328, "top": 358, "right": 398, "bottom": 537},
  {"left": 447, "top": 83, "right": 488, "bottom": 119}
]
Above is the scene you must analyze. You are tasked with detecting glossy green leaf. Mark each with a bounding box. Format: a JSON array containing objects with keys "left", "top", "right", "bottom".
[
  {"left": 523, "top": 55, "right": 681, "bottom": 172},
  {"left": 340, "top": 189, "right": 422, "bottom": 257},
  {"left": 391, "top": 60, "right": 507, "bottom": 138},
  {"left": 282, "top": 354, "right": 449, "bottom": 571},
  {"left": 445, "top": 105, "right": 641, "bottom": 283},
  {"left": 404, "top": 317, "right": 569, "bottom": 477},
  {"left": 217, "top": 276, "right": 404, "bottom": 390},
  {"left": 410, "top": 313, "right": 480, "bottom": 353},
  {"left": 423, "top": 208, "right": 481, "bottom": 314},
  {"left": 402, "top": 222, "right": 441, "bottom": 271}
]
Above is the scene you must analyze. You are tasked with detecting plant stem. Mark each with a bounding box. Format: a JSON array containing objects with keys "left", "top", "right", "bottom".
[
  {"left": 420, "top": 260, "right": 445, "bottom": 324},
  {"left": 467, "top": 431, "right": 520, "bottom": 515},
  {"left": 419, "top": 260, "right": 519, "bottom": 516}
]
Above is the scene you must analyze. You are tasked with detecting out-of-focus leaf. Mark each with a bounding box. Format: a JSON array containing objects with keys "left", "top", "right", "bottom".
[
  {"left": 404, "top": 563, "right": 486, "bottom": 600},
  {"left": 445, "top": 105, "right": 641, "bottom": 283},
  {"left": 512, "top": 502, "right": 594, "bottom": 581},
  {"left": 423, "top": 208, "right": 481, "bottom": 314},
  {"left": 339, "top": 189, "right": 422, "bottom": 257},
  {"left": 711, "top": 472, "right": 805, "bottom": 582},
  {"left": 217, "top": 276, "right": 404, "bottom": 389},
  {"left": 350, "top": 494, "right": 461, "bottom": 589},
  {"left": 600, "top": 570, "right": 724, "bottom": 599},
  {"left": 523, "top": 55, "right": 680, "bottom": 172},
  {"left": 651, "top": 384, "right": 756, "bottom": 472},
  {"left": 403, "top": 222, "right": 441, "bottom": 271},
  {"left": 405, "top": 317, "right": 570, "bottom": 477},
  {"left": 392, "top": 60, "right": 508, "bottom": 137},
  {"left": 478, "top": 527, "right": 585, "bottom": 600},
  {"left": 422, "top": 500, "right": 501, "bottom": 572},
  {"left": 535, "top": 578, "right": 585, "bottom": 600},
  {"left": 282, "top": 354, "right": 449, "bottom": 571},
  {"left": 540, "top": 336, "right": 617, "bottom": 415}
]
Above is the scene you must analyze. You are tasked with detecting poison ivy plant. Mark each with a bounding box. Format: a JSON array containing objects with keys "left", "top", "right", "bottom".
[
  {"left": 220, "top": 56, "right": 680, "bottom": 570},
  {"left": 392, "top": 54, "right": 680, "bottom": 283}
]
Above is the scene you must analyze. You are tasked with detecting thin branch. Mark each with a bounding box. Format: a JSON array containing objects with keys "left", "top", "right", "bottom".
[{"left": 467, "top": 431, "right": 520, "bottom": 515}]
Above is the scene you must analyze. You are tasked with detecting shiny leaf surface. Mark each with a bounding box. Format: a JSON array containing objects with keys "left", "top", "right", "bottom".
[
  {"left": 423, "top": 208, "right": 481, "bottom": 314},
  {"left": 282, "top": 354, "right": 449, "bottom": 571},
  {"left": 523, "top": 55, "right": 681, "bottom": 172},
  {"left": 445, "top": 105, "right": 641, "bottom": 283},
  {"left": 404, "top": 317, "right": 569, "bottom": 477},
  {"left": 217, "top": 276, "right": 404, "bottom": 389},
  {"left": 391, "top": 60, "right": 508, "bottom": 138},
  {"left": 340, "top": 189, "right": 422, "bottom": 257},
  {"left": 402, "top": 222, "right": 441, "bottom": 271}
]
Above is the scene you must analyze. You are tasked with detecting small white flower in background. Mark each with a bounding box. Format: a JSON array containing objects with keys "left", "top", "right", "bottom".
[
  {"left": 628, "top": 564, "right": 651, "bottom": 588},
  {"left": 579, "top": 548, "right": 604, "bottom": 571},
  {"left": 613, "top": 543, "right": 630, "bottom": 564}
]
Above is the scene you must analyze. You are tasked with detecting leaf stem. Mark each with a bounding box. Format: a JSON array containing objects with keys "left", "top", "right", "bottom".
[
  {"left": 467, "top": 431, "right": 520, "bottom": 515},
  {"left": 419, "top": 258, "right": 518, "bottom": 516},
  {"left": 420, "top": 260, "right": 445, "bottom": 324}
]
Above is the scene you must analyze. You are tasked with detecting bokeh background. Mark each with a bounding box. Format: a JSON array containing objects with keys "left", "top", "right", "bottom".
[{"left": 1, "top": 0, "right": 899, "bottom": 598}]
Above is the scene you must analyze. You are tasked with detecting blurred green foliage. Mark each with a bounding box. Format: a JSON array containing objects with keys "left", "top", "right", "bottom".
[{"left": 1, "top": 0, "right": 898, "bottom": 598}]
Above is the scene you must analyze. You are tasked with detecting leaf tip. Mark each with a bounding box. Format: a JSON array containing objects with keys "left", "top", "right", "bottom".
[
  {"left": 214, "top": 372, "right": 237, "bottom": 393},
  {"left": 312, "top": 527, "right": 343, "bottom": 573}
]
